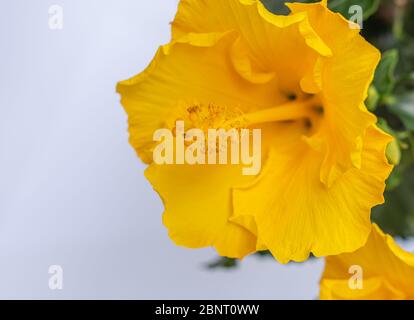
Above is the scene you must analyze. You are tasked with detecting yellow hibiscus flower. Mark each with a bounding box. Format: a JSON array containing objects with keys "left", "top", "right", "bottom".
[
  {"left": 320, "top": 224, "right": 414, "bottom": 300},
  {"left": 117, "top": 0, "right": 393, "bottom": 262}
]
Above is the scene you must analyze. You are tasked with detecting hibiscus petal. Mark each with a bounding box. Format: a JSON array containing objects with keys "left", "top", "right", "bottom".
[
  {"left": 145, "top": 163, "right": 257, "bottom": 258},
  {"left": 232, "top": 126, "right": 393, "bottom": 263},
  {"left": 117, "top": 31, "right": 292, "bottom": 258},
  {"left": 172, "top": 0, "right": 331, "bottom": 92},
  {"left": 117, "top": 31, "right": 282, "bottom": 163},
  {"left": 320, "top": 277, "right": 407, "bottom": 300},
  {"left": 288, "top": 2, "right": 381, "bottom": 186},
  {"left": 320, "top": 224, "right": 414, "bottom": 299}
]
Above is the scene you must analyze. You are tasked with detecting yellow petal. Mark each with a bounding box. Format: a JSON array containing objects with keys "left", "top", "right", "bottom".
[
  {"left": 230, "top": 36, "right": 276, "bottom": 84},
  {"left": 117, "top": 31, "right": 283, "bottom": 163},
  {"left": 232, "top": 126, "right": 393, "bottom": 263},
  {"left": 145, "top": 162, "right": 257, "bottom": 258},
  {"left": 320, "top": 277, "right": 407, "bottom": 300},
  {"left": 288, "top": 2, "right": 381, "bottom": 186},
  {"left": 172, "top": 0, "right": 331, "bottom": 93},
  {"left": 118, "top": 0, "right": 393, "bottom": 263},
  {"left": 117, "top": 31, "right": 291, "bottom": 258},
  {"left": 320, "top": 224, "right": 414, "bottom": 300}
]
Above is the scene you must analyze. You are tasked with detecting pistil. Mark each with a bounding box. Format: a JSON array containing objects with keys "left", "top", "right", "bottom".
[{"left": 240, "top": 97, "right": 319, "bottom": 127}]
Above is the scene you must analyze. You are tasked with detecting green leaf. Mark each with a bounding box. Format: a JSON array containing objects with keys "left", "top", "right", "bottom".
[
  {"left": 386, "top": 139, "right": 402, "bottom": 165},
  {"left": 328, "top": 0, "right": 381, "bottom": 20},
  {"left": 366, "top": 85, "right": 380, "bottom": 111},
  {"left": 374, "top": 49, "right": 399, "bottom": 98},
  {"left": 260, "top": 0, "right": 318, "bottom": 15},
  {"left": 385, "top": 168, "right": 402, "bottom": 191},
  {"left": 377, "top": 118, "right": 401, "bottom": 165},
  {"left": 206, "top": 257, "right": 238, "bottom": 270},
  {"left": 374, "top": 166, "right": 414, "bottom": 238},
  {"left": 377, "top": 117, "right": 394, "bottom": 135},
  {"left": 261, "top": 0, "right": 381, "bottom": 19},
  {"left": 388, "top": 93, "right": 414, "bottom": 131}
]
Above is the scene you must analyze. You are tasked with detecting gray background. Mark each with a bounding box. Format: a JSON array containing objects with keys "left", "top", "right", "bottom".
[{"left": 0, "top": 0, "right": 335, "bottom": 299}]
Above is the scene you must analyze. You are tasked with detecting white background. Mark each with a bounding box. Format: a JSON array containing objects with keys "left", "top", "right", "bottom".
[{"left": 0, "top": 0, "right": 327, "bottom": 299}]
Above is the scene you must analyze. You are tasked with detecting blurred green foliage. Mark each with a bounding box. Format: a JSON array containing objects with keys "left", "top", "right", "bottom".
[
  {"left": 209, "top": 0, "right": 414, "bottom": 269},
  {"left": 330, "top": 0, "right": 381, "bottom": 19}
]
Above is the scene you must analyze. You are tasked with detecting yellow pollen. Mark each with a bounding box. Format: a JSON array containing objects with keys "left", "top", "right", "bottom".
[{"left": 183, "top": 103, "right": 245, "bottom": 131}]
